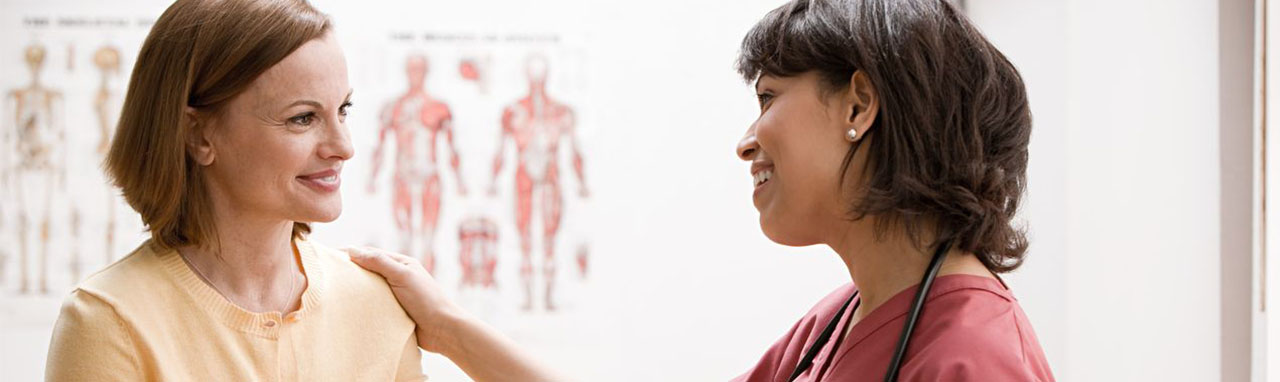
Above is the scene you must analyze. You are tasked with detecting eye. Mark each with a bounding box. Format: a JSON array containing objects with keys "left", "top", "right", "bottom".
[
  {"left": 338, "top": 101, "right": 353, "bottom": 117},
  {"left": 289, "top": 112, "right": 316, "bottom": 126},
  {"left": 756, "top": 93, "right": 774, "bottom": 108}
]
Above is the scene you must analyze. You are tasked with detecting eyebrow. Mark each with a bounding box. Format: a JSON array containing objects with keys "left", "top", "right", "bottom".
[{"left": 282, "top": 89, "right": 355, "bottom": 110}]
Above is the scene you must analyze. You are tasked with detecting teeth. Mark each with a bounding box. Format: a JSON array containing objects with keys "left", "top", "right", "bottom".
[
  {"left": 321, "top": 175, "right": 337, "bottom": 182},
  {"left": 753, "top": 169, "right": 773, "bottom": 186}
]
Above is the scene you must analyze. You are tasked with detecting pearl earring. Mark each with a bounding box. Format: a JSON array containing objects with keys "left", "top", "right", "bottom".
[{"left": 845, "top": 129, "right": 858, "bottom": 142}]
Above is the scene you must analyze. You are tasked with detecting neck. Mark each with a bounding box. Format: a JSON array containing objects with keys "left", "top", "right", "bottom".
[
  {"left": 827, "top": 218, "right": 992, "bottom": 320},
  {"left": 529, "top": 84, "right": 546, "bottom": 99},
  {"left": 178, "top": 209, "right": 303, "bottom": 313}
]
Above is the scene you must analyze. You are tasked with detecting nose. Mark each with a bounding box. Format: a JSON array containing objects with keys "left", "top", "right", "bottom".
[
  {"left": 737, "top": 123, "right": 759, "bottom": 161},
  {"left": 320, "top": 119, "right": 355, "bottom": 161}
]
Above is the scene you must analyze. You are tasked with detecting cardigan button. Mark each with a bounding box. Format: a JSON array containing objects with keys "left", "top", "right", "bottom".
[{"left": 264, "top": 320, "right": 277, "bottom": 328}]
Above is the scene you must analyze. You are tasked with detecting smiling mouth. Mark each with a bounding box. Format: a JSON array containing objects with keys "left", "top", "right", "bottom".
[
  {"left": 297, "top": 169, "right": 342, "bottom": 192},
  {"left": 753, "top": 169, "right": 773, "bottom": 187}
]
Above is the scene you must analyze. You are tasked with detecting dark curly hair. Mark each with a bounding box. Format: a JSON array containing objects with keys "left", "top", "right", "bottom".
[{"left": 736, "top": 0, "right": 1031, "bottom": 273}]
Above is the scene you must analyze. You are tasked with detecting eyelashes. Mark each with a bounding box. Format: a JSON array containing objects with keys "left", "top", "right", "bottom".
[
  {"left": 756, "top": 93, "right": 774, "bottom": 108},
  {"left": 289, "top": 112, "right": 316, "bottom": 126},
  {"left": 288, "top": 102, "right": 354, "bottom": 127}
]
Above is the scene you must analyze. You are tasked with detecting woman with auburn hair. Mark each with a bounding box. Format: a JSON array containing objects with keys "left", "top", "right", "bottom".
[
  {"left": 45, "top": 0, "right": 425, "bottom": 380},
  {"left": 349, "top": 0, "right": 1054, "bottom": 381}
]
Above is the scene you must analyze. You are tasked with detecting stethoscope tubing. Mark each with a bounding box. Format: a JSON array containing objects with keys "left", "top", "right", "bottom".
[{"left": 786, "top": 238, "right": 954, "bottom": 382}]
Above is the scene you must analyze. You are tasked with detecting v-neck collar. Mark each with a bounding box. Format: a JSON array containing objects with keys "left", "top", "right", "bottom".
[
  {"left": 157, "top": 237, "right": 326, "bottom": 339},
  {"left": 821, "top": 274, "right": 1013, "bottom": 375}
]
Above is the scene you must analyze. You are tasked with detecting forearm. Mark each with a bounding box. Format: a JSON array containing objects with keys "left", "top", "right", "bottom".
[{"left": 434, "top": 312, "right": 562, "bottom": 382}]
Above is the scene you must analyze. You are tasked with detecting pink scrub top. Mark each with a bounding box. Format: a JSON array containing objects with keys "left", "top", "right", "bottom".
[{"left": 732, "top": 275, "right": 1055, "bottom": 382}]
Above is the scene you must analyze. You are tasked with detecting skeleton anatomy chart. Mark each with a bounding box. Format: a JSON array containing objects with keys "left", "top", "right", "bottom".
[
  {"left": 92, "top": 45, "right": 122, "bottom": 265},
  {"left": 7, "top": 44, "right": 65, "bottom": 295},
  {"left": 0, "top": 12, "right": 150, "bottom": 299}
]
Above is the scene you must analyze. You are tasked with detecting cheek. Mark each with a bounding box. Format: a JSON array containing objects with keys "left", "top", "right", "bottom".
[
  {"left": 773, "top": 120, "right": 848, "bottom": 212},
  {"left": 220, "top": 132, "right": 311, "bottom": 189}
]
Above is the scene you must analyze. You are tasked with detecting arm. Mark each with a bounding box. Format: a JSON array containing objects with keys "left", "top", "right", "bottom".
[
  {"left": 348, "top": 247, "right": 563, "bottom": 382},
  {"left": 437, "top": 107, "right": 466, "bottom": 195},
  {"left": 46, "top": 290, "right": 142, "bottom": 381},
  {"left": 95, "top": 89, "right": 110, "bottom": 155},
  {"left": 488, "top": 107, "right": 514, "bottom": 196},
  {"left": 2, "top": 91, "right": 15, "bottom": 190},
  {"left": 564, "top": 108, "right": 587, "bottom": 198},
  {"left": 369, "top": 103, "right": 395, "bottom": 193},
  {"left": 52, "top": 92, "right": 66, "bottom": 189}
]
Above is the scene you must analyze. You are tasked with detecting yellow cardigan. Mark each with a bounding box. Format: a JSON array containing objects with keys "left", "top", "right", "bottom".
[{"left": 45, "top": 238, "right": 426, "bottom": 381}]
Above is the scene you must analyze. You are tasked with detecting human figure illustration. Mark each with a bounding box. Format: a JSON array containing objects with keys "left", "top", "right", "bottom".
[
  {"left": 489, "top": 54, "right": 588, "bottom": 311},
  {"left": 93, "top": 45, "right": 123, "bottom": 267},
  {"left": 457, "top": 216, "right": 499, "bottom": 288},
  {"left": 369, "top": 55, "right": 466, "bottom": 275},
  {"left": 6, "top": 44, "right": 65, "bottom": 294}
]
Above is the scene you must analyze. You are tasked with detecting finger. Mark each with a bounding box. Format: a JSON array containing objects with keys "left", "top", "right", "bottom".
[
  {"left": 348, "top": 246, "right": 422, "bottom": 271},
  {"left": 347, "top": 248, "right": 407, "bottom": 276},
  {"left": 382, "top": 251, "right": 418, "bottom": 266},
  {"left": 343, "top": 246, "right": 383, "bottom": 262}
]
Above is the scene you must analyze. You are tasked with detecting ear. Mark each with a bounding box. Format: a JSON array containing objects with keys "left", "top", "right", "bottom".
[
  {"left": 184, "top": 107, "right": 216, "bottom": 166},
  {"left": 845, "top": 70, "right": 880, "bottom": 141}
]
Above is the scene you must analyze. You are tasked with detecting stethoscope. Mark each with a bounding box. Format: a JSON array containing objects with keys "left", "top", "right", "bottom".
[{"left": 787, "top": 238, "right": 953, "bottom": 382}]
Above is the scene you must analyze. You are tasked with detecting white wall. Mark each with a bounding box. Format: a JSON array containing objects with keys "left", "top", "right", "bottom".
[{"left": 971, "top": 0, "right": 1227, "bottom": 381}]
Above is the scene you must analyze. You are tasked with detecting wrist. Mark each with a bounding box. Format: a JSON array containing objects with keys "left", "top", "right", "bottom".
[{"left": 420, "top": 305, "right": 473, "bottom": 355}]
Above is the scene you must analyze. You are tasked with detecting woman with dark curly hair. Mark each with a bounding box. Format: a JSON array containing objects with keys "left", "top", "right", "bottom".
[
  {"left": 349, "top": 0, "right": 1054, "bottom": 380},
  {"left": 726, "top": 0, "right": 1053, "bottom": 380}
]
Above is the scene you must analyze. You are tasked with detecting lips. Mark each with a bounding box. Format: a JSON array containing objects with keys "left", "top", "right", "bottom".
[
  {"left": 750, "top": 162, "right": 774, "bottom": 188},
  {"left": 297, "top": 168, "right": 341, "bottom": 193}
]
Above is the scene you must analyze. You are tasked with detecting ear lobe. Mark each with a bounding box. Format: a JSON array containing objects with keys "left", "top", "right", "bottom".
[
  {"left": 184, "top": 107, "right": 216, "bottom": 166},
  {"left": 848, "top": 71, "right": 880, "bottom": 138}
]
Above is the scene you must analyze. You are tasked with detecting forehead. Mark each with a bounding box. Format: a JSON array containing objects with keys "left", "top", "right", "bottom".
[{"left": 246, "top": 33, "right": 349, "bottom": 103}]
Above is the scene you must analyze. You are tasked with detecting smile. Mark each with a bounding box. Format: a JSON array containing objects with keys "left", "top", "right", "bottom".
[
  {"left": 297, "top": 169, "right": 341, "bottom": 193},
  {"left": 753, "top": 169, "right": 773, "bottom": 187}
]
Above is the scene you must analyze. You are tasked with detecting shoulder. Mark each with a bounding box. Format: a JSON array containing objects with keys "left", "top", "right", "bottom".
[
  {"left": 304, "top": 241, "right": 408, "bottom": 314},
  {"left": 901, "top": 276, "right": 1054, "bottom": 381},
  {"left": 48, "top": 245, "right": 161, "bottom": 375},
  {"left": 427, "top": 99, "right": 451, "bottom": 113},
  {"left": 306, "top": 240, "right": 395, "bottom": 291},
  {"left": 504, "top": 102, "right": 524, "bottom": 116},
  {"left": 73, "top": 241, "right": 173, "bottom": 309}
]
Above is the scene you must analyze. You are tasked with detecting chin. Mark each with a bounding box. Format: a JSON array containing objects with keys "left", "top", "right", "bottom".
[
  {"left": 298, "top": 202, "right": 343, "bottom": 223},
  {"left": 759, "top": 215, "right": 821, "bottom": 247}
]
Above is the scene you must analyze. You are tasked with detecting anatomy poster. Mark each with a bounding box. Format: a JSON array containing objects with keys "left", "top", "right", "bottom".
[
  {"left": 0, "top": 9, "right": 152, "bottom": 305},
  {"left": 338, "top": 30, "right": 596, "bottom": 316},
  {"left": 0, "top": 1, "right": 617, "bottom": 380}
]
